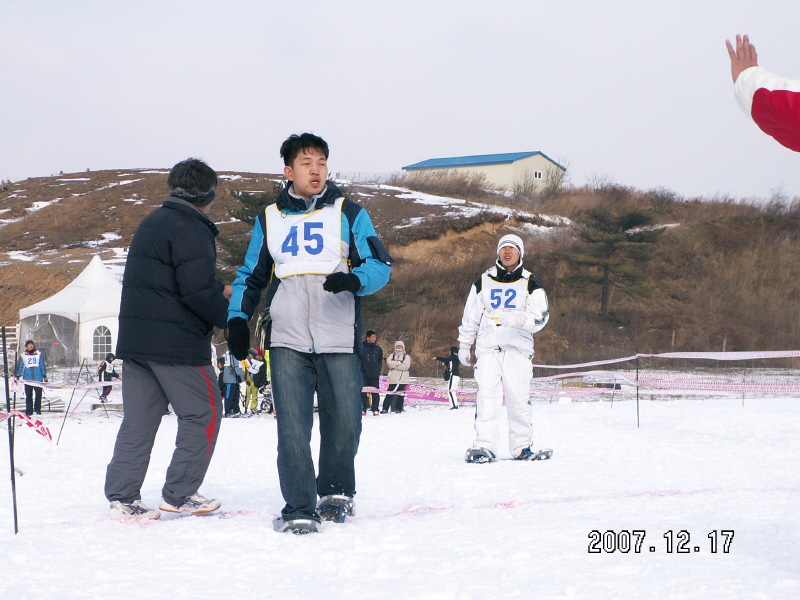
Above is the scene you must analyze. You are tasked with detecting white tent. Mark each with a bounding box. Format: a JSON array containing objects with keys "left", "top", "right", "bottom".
[{"left": 19, "top": 256, "right": 122, "bottom": 366}]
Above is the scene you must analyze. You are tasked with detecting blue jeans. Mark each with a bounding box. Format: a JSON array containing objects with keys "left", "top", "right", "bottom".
[{"left": 270, "top": 347, "right": 363, "bottom": 522}]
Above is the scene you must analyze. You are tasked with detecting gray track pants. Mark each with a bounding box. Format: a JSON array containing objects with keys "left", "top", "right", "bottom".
[{"left": 104, "top": 359, "right": 222, "bottom": 507}]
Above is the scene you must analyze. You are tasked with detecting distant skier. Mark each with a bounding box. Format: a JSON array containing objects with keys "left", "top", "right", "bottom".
[
  {"left": 15, "top": 339, "right": 48, "bottom": 416},
  {"left": 457, "top": 234, "right": 550, "bottom": 463},
  {"left": 434, "top": 346, "right": 461, "bottom": 410},
  {"left": 96, "top": 353, "right": 120, "bottom": 402},
  {"left": 727, "top": 34, "right": 800, "bottom": 151}
]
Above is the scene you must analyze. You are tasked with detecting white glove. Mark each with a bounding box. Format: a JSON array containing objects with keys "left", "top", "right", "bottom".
[
  {"left": 458, "top": 346, "right": 472, "bottom": 367},
  {"left": 500, "top": 313, "right": 526, "bottom": 328}
]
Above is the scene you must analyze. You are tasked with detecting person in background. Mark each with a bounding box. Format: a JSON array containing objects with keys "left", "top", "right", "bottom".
[
  {"left": 216, "top": 357, "right": 226, "bottom": 401},
  {"left": 97, "top": 353, "right": 121, "bottom": 402},
  {"left": 434, "top": 346, "right": 461, "bottom": 410},
  {"left": 382, "top": 341, "right": 410, "bottom": 414},
  {"left": 221, "top": 350, "right": 244, "bottom": 417},
  {"left": 242, "top": 349, "right": 263, "bottom": 413},
  {"left": 458, "top": 234, "right": 550, "bottom": 463},
  {"left": 104, "top": 158, "right": 230, "bottom": 520},
  {"left": 250, "top": 348, "right": 269, "bottom": 413},
  {"left": 360, "top": 330, "right": 383, "bottom": 416},
  {"left": 15, "top": 339, "right": 48, "bottom": 416}
]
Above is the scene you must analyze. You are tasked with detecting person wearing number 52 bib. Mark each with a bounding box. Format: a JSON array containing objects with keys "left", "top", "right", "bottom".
[
  {"left": 226, "top": 133, "right": 393, "bottom": 534},
  {"left": 458, "top": 234, "right": 549, "bottom": 463}
]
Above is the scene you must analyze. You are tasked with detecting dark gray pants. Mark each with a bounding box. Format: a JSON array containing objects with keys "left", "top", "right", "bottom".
[{"left": 104, "top": 359, "right": 222, "bottom": 507}]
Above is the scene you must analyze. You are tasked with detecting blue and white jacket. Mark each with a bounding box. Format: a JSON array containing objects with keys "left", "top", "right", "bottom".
[
  {"left": 228, "top": 183, "right": 392, "bottom": 354},
  {"left": 16, "top": 349, "right": 48, "bottom": 381}
]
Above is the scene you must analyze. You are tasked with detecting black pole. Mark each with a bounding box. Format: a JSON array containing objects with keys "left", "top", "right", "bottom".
[
  {"left": 2, "top": 327, "right": 20, "bottom": 534},
  {"left": 635, "top": 347, "right": 640, "bottom": 428},
  {"left": 56, "top": 358, "right": 87, "bottom": 445}
]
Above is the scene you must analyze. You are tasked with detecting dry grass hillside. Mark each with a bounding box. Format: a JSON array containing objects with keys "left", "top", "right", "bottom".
[{"left": 3, "top": 169, "right": 800, "bottom": 373}]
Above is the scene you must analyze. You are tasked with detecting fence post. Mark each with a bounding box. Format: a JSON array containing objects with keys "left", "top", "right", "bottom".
[
  {"left": 2, "top": 326, "right": 20, "bottom": 534},
  {"left": 635, "top": 346, "right": 640, "bottom": 428}
]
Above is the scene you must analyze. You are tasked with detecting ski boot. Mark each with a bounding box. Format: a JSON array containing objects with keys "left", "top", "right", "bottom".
[{"left": 316, "top": 495, "right": 355, "bottom": 523}]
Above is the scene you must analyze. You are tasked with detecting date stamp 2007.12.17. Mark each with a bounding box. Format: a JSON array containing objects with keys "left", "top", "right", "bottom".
[{"left": 588, "top": 530, "right": 734, "bottom": 554}]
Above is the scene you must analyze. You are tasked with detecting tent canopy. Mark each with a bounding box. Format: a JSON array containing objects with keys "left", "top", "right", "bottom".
[
  {"left": 18, "top": 256, "right": 122, "bottom": 365},
  {"left": 19, "top": 255, "right": 122, "bottom": 322}
]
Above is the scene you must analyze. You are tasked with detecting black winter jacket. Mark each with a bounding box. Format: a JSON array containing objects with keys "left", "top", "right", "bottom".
[
  {"left": 360, "top": 341, "right": 383, "bottom": 379},
  {"left": 116, "top": 197, "right": 229, "bottom": 365}
]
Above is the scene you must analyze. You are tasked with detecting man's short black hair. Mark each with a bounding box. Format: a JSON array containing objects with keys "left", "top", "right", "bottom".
[
  {"left": 280, "top": 133, "right": 329, "bottom": 166},
  {"left": 167, "top": 158, "right": 218, "bottom": 194},
  {"left": 366, "top": 330, "right": 376, "bottom": 338}
]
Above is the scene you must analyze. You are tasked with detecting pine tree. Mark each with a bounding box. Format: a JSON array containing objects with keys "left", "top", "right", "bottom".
[
  {"left": 564, "top": 207, "right": 662, "bottom": 318},
  {"left": 228, "top": 182, "right": 284, "bottom": 225}
]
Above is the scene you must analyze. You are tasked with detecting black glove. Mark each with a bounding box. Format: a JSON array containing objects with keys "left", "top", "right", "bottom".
[
  {"left": 226, "top": 317, "right": 251, "bottom": 360},
  {"left": 323, "top": 272, "right": 361, "bottom": 294}
]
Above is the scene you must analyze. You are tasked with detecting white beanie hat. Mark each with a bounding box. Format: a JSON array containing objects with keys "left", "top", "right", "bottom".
[{"left": 497, "top": 234, "right": 524, "bottom": 260}]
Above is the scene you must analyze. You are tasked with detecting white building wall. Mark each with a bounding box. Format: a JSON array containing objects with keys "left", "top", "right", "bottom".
[
  {"left": 79, "top": 317, "right": 119, "bottom": 364},
  {"left": 407, "top": 154, "right": 564, "bottom": 190}
]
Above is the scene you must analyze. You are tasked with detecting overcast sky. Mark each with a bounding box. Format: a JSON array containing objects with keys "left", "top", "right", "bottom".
[{"left": 3, "top": 0, "right": 800, "bottom": 200}]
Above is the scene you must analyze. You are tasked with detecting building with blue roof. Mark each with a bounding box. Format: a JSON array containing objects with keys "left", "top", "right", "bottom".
[{"left": 402, "top": 151, "right": 565, "bottom": 191}]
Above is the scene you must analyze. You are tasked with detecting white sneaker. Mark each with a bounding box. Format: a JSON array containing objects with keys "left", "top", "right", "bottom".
[
  {"left": 159, "top": 493, "right": 221, "bottom": 514},
  {"left": 109, "top": 499, "right": 161, "bottom": 520}
]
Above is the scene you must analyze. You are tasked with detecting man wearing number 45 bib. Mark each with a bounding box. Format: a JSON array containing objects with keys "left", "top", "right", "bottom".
[
  {"left": 226, "top": 133, "right": 392, "bottom": 534},
  {"left": 458, "top": 234, "right": 550, "bottom": 463}
]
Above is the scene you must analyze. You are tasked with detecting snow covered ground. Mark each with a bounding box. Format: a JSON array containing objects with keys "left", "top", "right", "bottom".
[{"left": 1, "top": 385, "right": 798, "bottom": 600}]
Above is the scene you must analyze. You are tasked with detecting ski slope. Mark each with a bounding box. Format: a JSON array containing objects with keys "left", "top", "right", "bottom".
[{"left": 1, "top": 384, "right": 798, "bottom": 600}]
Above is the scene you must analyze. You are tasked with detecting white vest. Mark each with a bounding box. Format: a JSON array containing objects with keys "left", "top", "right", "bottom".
[
  {"left": 480, "top": 274, "right": 528, "bottom": 317},
  {"left": 265, "top": 198, "right": 346, "bottom": 279},
  {"left": 23, "top": 351, "right": 41, "bottom": 368},
  {"left": 479, "top": 274, "right": 530, "bottom": 349}
]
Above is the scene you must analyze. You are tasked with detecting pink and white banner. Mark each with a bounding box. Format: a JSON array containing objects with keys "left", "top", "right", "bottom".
[
  {"left": 532, "top": 350, "right": 800, "bottom": 370},
  {"left": 362, "top": 379, "right": 477, "bottom": 405},
  {"left": 0, "top": 411, "right": 53, "bottom": 441}
]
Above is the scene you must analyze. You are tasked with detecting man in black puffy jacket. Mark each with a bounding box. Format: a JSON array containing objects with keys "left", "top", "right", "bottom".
[
  {"left": 360, "top": 330, "right": 383, "bottom": 415},
  {"left": 105, "top": 158, "right": 231, "bottom": 520}
]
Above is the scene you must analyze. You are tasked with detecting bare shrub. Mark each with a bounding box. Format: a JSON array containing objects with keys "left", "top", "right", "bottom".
[
  {"left": 390, "top": 170, "right": 491, "bottom": 200},
  {"left": 512, "top": 170, "right": 539, "bottom": 200},
  {"left": 383, "top": 211, "right": 506, "bottom": 247}
]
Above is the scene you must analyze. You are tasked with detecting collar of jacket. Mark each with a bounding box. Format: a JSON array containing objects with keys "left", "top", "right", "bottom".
[
  {"left": 277, "top": 181, "right": 343, "bottom": 213},
  {"left": 490, "top": 261, "right": 524, "bottom": 283},
  {"left": 163, "top": 196, "right": 220, "bottom": 237}
]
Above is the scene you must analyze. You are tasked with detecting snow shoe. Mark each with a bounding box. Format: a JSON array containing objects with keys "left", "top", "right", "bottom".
[
  {"left": 465, "top": 447, "right": 497, "bottom": 464},
  {"left": 316, "top": 494, "right": 355, "bottom": 523},
  {"left": 515, "top": 447, "right": 554, "bottom": 461},
  {"left": 273, "top": 516, "right": 320, "bottom": 534},
  {"left": 531, "top": 448, "right": 553, "bottom": 460}
]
